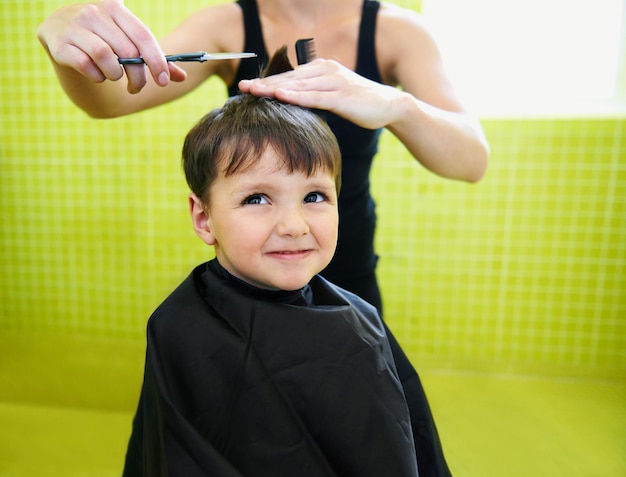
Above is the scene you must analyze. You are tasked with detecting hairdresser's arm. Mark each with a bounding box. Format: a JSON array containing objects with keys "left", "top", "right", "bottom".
[
  {"left": 239, "top": 6, "right": 489, "bottom": 182},
  {"left": 36, "top": 0, "right": 237, "bottom": 118},
  {"left": 377, "top": 6, "right": 489, "bottom": 182}
]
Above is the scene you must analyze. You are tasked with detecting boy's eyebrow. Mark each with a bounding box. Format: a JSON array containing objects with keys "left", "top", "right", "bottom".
[{"left": 305, "top": 180, "right": 337, "bottom": 192}]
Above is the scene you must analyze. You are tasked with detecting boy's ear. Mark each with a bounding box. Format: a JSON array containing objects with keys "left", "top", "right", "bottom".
[{"left": 189, "top": 193, "right": 217, "bottom": 245}]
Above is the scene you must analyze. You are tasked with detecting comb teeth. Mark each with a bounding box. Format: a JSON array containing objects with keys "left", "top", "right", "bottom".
[{"left": 295, "top": 38, "right": 316, "bottom": 65}]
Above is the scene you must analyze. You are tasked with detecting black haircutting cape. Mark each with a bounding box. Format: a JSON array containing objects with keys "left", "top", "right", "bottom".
[{"left": 123, "top": 260, "right": 419, "bottom": 477}]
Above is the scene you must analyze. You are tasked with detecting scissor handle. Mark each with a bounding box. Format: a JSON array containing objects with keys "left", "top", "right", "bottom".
[
  {"left": 118, "top": 52, "right": 207, "bottom": 65},
  {"left": 164, "top": 52, "right": 208, "bottom": 62},
  {"left": 117, "top": 57, "right": 145, "bottom": 65}
]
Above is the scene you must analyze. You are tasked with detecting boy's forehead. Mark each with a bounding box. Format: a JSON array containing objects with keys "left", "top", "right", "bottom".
[
  {"left": 219, "top": 145, "right": 333, "bottom": 174},
  {"left": 217, "top": 144, "right": 282, "bottom": 174}
]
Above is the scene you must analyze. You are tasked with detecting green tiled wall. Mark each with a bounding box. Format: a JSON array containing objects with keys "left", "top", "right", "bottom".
[
  {"left": 374, "top": 119, "right": 625, "bottom": 378},
  {"left": 1, "top": 1, "right": 624, "bottom": 379}
]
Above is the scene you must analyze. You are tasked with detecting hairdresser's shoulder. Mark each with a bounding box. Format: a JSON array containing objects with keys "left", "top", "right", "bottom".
[
  {"left": 176, "top": 2, "right": 244, "bottom": 35},
  {"left": 185, "top": 1, "right": 243, "bottom": 18},
  {"left": 376, "top": 3, "right": 440, "bottom": 83},
  {"left": 378, "top": 2, "right": 433, "bottom": 36},
  {"left": 168, "top": 3, "right": 245, "bottom": 55}
]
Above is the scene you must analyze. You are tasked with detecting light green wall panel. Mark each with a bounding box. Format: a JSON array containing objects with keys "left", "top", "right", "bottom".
[
  {"left": 373, "top": 118, "right": 625, "bottom": 378},
  {"left": 1, "top": 0, "right": 624, "bottom": 380}
]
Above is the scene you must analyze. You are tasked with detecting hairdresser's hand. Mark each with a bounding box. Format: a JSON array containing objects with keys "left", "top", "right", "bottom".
[
  {"left": 238, "top": 59, "right": 404, "bottom": 130},
  {"left": 37, "top": 0, "right": 186, "bottom": 94}
]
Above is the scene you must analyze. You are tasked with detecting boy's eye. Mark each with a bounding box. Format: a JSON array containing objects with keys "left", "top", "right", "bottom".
[
  {"left": 243, "top": 194, "right": 268, "bottom": 205},
  {"left": 304, "top": 192, "right": 326, "bottom": 203}
]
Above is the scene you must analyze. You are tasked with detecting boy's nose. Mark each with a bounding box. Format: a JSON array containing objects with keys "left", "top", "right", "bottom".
[{"left": 276, "top": 207, "right": 310, "bottom": 237}]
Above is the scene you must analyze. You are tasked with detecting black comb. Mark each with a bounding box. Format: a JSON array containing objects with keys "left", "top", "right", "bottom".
[{"left": 295, "top": 38, "right": 315, "bottom": 65}]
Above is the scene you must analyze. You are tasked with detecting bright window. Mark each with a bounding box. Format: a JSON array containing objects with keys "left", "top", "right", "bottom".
[{"left": 422, "top": 0, "right": 626, "bottom": 116}]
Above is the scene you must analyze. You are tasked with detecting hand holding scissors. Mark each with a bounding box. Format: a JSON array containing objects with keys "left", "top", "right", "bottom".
[{"left": 38, "top": 0, "right": 253, "bottom": 95}]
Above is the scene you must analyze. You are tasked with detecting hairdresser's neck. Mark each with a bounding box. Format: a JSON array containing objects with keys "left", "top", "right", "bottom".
[{"left": 258, "top": 0, "right": 362, "bottom": 27}]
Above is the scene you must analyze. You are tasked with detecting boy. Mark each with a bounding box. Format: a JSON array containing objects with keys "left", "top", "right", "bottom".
[{"left": 122, "top": 48, "right": 419, "bottom": 477}]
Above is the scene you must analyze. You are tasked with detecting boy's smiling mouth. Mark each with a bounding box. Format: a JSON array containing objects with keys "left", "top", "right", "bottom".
[{"left": 267, "top": 249, "right": 313, "bottom": 258}]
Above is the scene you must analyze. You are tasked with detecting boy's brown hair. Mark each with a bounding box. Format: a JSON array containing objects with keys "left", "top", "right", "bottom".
[{"left": 182, "top": 46, "right": 341, "bottom": 205}]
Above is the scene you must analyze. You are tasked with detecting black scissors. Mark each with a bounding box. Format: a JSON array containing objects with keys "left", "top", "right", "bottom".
[{"left": 118, "top": 51, "right": 257, "bottom": 65}]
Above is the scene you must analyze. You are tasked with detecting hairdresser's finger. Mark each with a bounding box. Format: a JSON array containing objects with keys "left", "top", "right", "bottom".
[
  {"left": 93, "top": 16, "right": 186, "bottom": 90},
  {"left": 274, "top": 88, "right": 339, "bottom": 110},
  {"left": 107, "top": 1, "right": 170, "bottom": 88},
  {"left": 43, "top": 37, "right": 106, "bottom": 84},
  {"left": 38, "top": 3, "right": 117, "bottom": 83},
  {"left": 276, "top": 87, "right": 393, "bottom": 131},
  {"left": 39, "top": 0, "right": 150, "bottom": 92},
  {"left": 239, "top": 59, "right": 339, "bottom": 96},
  {"left": 239, "top": 74, "right": 319, "bottom": 97},
  {"left": 82, "top": 14, "right": 148, "bottom": 93},
  {"left": 273, "top": 73, "right": 401, "bottom": 131},
  {"left": 167, "top": 62, "right": 188, "bottom": 83},
  {"left": 76, "top": 25, "right": 134, "bottom": 82}
]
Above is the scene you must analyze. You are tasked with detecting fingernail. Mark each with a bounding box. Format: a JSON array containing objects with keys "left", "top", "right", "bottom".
[{"left": 158, "top": 71, "right": 169, "bottom": 86}]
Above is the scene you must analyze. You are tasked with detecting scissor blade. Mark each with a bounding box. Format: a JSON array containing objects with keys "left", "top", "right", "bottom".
[{"left": 198, "top": 52, "right": 258, "bottom": 61}]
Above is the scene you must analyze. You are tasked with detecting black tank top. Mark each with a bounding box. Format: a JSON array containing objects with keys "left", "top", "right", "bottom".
[{"left": 228, "top": 0, "right": 384, "bottom": 282}]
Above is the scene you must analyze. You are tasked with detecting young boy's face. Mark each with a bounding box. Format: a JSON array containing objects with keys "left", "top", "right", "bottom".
[{"left": 190, "top": 145, "right": 339, "bottom": 291}]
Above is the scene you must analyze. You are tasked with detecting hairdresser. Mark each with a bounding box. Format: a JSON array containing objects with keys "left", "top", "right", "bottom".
[{"left": 38, "top": 1, "right": 489, "bottom": 475}]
